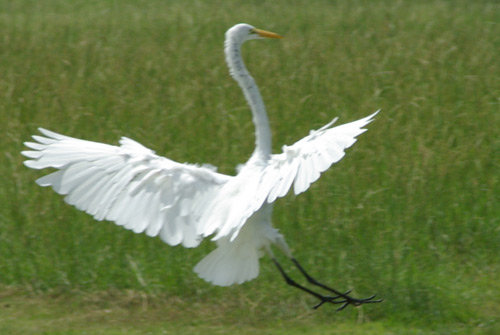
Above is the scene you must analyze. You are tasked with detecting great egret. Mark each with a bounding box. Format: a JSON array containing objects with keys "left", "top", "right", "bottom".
[{"left": 22, "top": 23, "right": 381, "bottom": 310}]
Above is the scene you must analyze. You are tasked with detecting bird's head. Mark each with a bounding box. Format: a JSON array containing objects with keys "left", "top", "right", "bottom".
[{"left": 226, "top": 23, "right": 283, "bottom": 44}]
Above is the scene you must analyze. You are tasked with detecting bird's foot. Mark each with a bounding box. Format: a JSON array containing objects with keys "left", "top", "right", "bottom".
[
  {"left": 274, "top": 258, "right": 383, "bottom": 311},
  {"left": 313, "top": 290, "right": 382, "bottom": 311}
]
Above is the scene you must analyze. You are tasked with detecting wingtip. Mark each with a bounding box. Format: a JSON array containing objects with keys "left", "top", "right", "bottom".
[
  {"left": 363, "top": 110, "right": 381, "bottom": 125},
  {"left": 37, "top": 127, "right": 65, "bottom": 140},
  {"left": 21, "top": 150, "right": 41, "bottom": 159},
  {"left": 23, "top": 160, "right": 38, "bottom": 169}
]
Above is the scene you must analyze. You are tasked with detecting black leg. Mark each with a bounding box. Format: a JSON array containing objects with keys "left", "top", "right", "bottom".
[
  {"left": 272, "top": 257, "right": 382, "bottom": 311},
  {"left": 272, "top": 258, "right": 332, "bottom": 302}
]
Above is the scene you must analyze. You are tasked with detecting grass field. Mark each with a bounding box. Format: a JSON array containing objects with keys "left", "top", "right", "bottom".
[{"left": 1, "top": 0, "right": 498, "bottom": 334}]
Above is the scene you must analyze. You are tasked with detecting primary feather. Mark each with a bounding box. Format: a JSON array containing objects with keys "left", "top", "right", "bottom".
[{"left": 23, "top": 128, "right": 230, "bottom": 248}]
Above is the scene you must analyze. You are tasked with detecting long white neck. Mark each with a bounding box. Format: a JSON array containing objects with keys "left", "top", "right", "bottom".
[{"left": 225, "top": 36, "right": 271, "bottom": 162}]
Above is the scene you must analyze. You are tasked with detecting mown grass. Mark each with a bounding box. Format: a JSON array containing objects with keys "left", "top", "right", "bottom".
[
  {"left": 0, "top": 0, "right": 498, "bottom": 333},
  {"left": 0, "top": 287, "right": 496, "bottom": 335}
]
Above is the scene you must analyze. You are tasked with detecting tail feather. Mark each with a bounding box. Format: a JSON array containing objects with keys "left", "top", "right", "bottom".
[
  {"left": 194, "top": 238, "right": 260, "bottom": 286},
  {"left": 194, "top": 206, "right": 282, "bottom": 287}
]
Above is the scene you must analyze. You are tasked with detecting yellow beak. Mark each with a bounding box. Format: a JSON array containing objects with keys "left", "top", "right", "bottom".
[{"left": 252, "top": 28, "right": 283, "bottom": 39}]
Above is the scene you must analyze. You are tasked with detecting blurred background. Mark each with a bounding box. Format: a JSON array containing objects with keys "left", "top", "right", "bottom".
[{"left": 0, "top": 0, "right": 498, "bottom": 333}]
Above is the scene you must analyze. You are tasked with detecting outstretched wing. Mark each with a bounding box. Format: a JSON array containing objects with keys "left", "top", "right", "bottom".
[
  {"left": 22, "top": 129, "right": 231, "bottom": 248},
  {"left": 209, "top": 111, "right": 379, "bottom": 240},
  {"left": 265, "top": 111, "right": 379, "bottom": 201}
]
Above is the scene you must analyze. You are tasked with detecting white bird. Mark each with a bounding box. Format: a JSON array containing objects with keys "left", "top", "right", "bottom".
[{"left": 22, "top": 23, "right": 381, "bottom": 310}]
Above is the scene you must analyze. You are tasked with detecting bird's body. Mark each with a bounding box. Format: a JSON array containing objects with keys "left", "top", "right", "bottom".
[{"left": 23, "top": 24, "right": 381, "bottom": 309}]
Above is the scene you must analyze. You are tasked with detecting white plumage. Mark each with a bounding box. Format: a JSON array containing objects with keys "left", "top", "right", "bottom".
[{"left": 23, "top": 23, "right": 379, "bottom": 290}]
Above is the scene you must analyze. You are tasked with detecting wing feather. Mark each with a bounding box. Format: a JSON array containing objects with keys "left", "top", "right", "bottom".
[
  {"left": 280, "top": 111, "right": 378, "bottom": 197},
  {"left": 23, "top": 128, "right": 231, "bottom": 247},
  {"left": 276, "top": 111, "right": 378, "bottom": 198}
]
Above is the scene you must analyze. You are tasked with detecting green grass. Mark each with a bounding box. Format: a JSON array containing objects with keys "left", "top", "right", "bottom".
[
  {"left": 0, "top": 0, "right": 498, "bottom": 333},
  {"left": 0, "top": 287, "right": 496, "bottom": 335}
]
